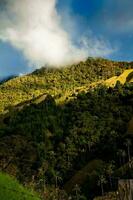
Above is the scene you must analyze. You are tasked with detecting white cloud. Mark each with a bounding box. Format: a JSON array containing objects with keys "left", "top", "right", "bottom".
[
  {"left": 81, "top": 33, "right": 115, "bottom": 57},
  {"left": 0, "top": 0, "right": 115, "bottom": 68}
]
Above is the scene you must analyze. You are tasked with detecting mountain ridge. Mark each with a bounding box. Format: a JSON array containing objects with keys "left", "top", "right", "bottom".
[{"left": 0, "top": 57, "right": 133, "bottom": 113}]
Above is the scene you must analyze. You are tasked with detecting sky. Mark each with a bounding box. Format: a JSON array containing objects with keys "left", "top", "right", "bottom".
[{"left": 0, "top": 0, "right": 133, "bottom": 78}]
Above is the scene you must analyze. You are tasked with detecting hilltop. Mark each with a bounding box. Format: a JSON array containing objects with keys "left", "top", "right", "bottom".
[{"left": 0, "top": 58, "right": 133, "bottom": 113}]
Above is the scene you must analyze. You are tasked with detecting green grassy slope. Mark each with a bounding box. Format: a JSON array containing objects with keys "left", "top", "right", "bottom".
[
  {"left": 105, "top": 69, "right": 133, "bottom": 87},
  {"left": 0, "top": 172, "right": 41, "bottom": 200}
]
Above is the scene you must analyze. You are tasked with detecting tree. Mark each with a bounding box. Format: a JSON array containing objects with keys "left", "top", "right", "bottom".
[
  {"left": 72, "top": 184, "right": 86, "bottom": 200},
  {"left": 73, "top": 184, "right": 81, "bottom": 200},
  {"left": 87, "top": 140, "right": 94, "bottom": 152},
  {"left": 121, "top": 150, "right": 126, "bottom": 165},
  {"left": 117, "top": 149, "right": 126, "bottom": 165},
  {"left": 51, "top": 170, "right": 63, "bottom": 199},
  {"left": 97, "top": 175, "right": 107, "bottom": 196},
  {"left": 125, "top": 139, "right": 132, "bottom": 166},
  {"left": 106, "top": 162, "right": 115, "bottom": 189},
  {"left": 52, "top": 171, "right": 62, "bottom": 189}
]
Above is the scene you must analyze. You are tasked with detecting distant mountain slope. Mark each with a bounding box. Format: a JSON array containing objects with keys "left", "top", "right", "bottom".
[
  {"left": 0, "top": 58, "right": 133, "bottom": 113},
  {"left": 0, "top": 75, "right": 17, "bottom": 85}
]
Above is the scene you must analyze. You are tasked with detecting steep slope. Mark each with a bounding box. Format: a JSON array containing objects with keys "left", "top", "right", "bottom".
[
  {"left": 0, "top": 58, "right": 133, "bottom": 199},
  {"left": 117, "top": 69, "right": 133, "bottom": 83},
  {"left": 0, "top": 58, "right": 133, "bottom": 113},
  {"left": 105, "top": 69, "right": 133, "bottom": 87},
  {"left": 0, "top": 81, "right": 133, "bottom": 199},
  {"left": 0, "top": 172, "right": 41, "bottom": 200}
]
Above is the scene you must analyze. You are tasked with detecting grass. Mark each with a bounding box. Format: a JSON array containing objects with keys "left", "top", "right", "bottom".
[
  {"left": 105, "top": 69, "right": 133, "bottom": 87},
  {"left": 0, "top": 172, "right": 41, "bottom": 200},
  {"left": 117, "top": 69, "right": 133, "bottom": 84},
  {"left": 94, "top": 192, "right": 117, "bottom": 200}
]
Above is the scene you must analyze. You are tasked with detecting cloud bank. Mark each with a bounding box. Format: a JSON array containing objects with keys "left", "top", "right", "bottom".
[{"left": 0, "top": 0, "right": 114, "bottom": 68}]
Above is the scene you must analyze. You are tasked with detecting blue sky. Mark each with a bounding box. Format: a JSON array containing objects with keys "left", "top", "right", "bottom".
[
  {"left": 58, "top": 0, "right": 133, "bottom": 60},
  {"left": 0, "top": 0, "right": 133, "bottom": 78}
]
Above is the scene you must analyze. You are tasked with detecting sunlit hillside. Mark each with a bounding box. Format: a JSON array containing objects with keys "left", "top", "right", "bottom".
[
  {"left": 0, "top": 58, "right": 133, "bottom": 113},
  {"left": 105, "top": 69, "right": 133, "bottom": 87}
]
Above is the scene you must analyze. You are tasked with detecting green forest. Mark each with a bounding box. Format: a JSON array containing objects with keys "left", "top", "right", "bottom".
[{"left": 0, "top": 58, "right": 133, "bottom": 199}]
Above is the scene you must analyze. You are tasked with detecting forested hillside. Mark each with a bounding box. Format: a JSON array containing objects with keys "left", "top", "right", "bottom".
[
  {"left": 0, "top": 58, "right": 133, "bottom": 199},
  {"left": 0, "top": 58, "right": 133, "bottom": 112}
]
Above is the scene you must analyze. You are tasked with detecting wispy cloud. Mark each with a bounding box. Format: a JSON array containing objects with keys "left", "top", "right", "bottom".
[
  {"left": 0, "top": 0, "right": 115, "bottom": 68},
  {"left": 104, "top": 0, "right": 133, "bottom": 33}
]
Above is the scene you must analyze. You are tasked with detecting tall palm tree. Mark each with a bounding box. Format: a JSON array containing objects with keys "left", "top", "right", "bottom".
[
  {"left": 125, "top": 139, "right": 131, "bottom": 165},
  {"left": 106, "top": 162, "right": 115, "bottom": 189},
  {"left": 121, "top": 150, "right": 126, "bottom": 165},
  {"left": 73, "top": 184, "right": 81, "bottom": 200},
  {"left": 52, "top": 170, "right": 62, "bottom": 189},
  {"left": 87, "top": 140, "right": 94, "bottom": 152},
  {"left": 51, "top": 170, "right": 63, "bottom": 199},
  {"left": 97, "top": 175, "right": 107, "bottom": 196},
  {"left": 117, "top": 150, "right": 122, "bottom": 165}
]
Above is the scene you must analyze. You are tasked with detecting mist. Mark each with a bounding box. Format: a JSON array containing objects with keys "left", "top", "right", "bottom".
[{"left": 0, "top": 0, "right": 114, "bottom": 68}]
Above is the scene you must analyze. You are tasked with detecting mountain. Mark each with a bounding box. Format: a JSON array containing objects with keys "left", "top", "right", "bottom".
[
  {"left": 0, "top": 57, "right": 133, "bottom": 113},
  {"left": 0, "top": 58, "right": 133, "bottom": 200},
  {"left": 0, "top": 75, "right": 17, "bottom": 85}
]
